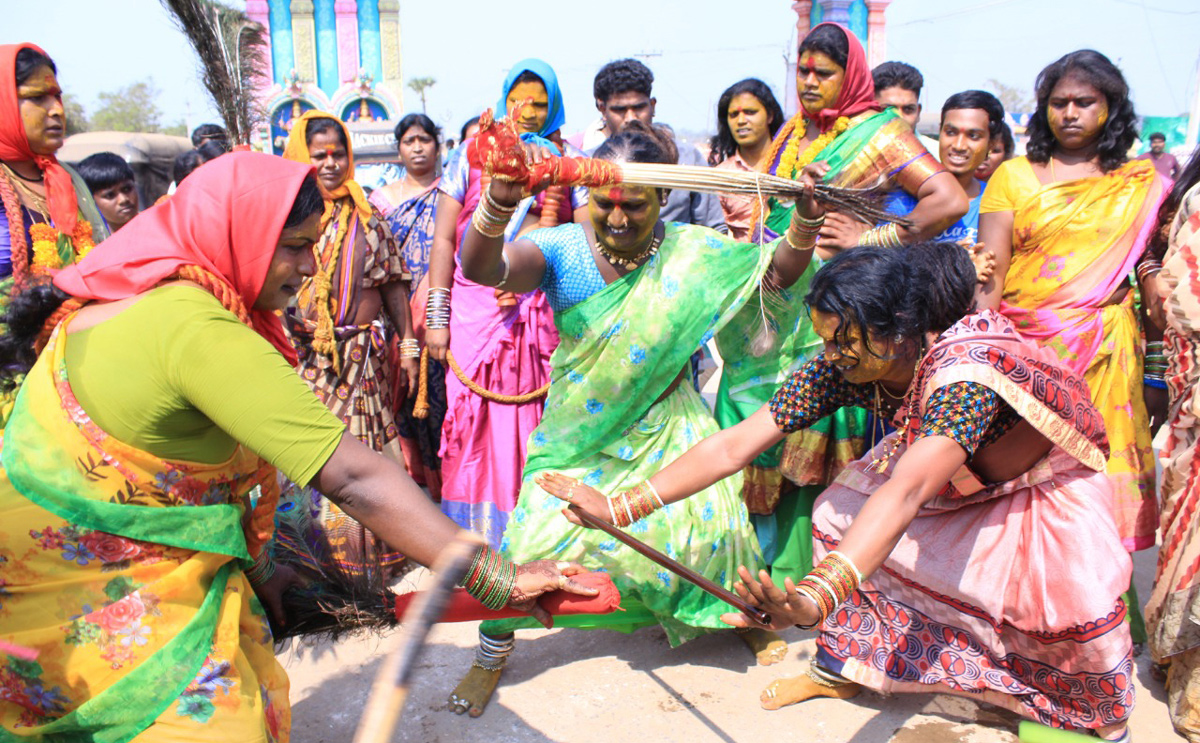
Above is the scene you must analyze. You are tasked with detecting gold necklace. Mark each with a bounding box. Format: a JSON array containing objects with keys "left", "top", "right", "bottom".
[
  {"left": 869, "top": 350, "right": 925, "bottom": 474},
  {"left": 595, "top": 228, "right": 662, "bottom": 271}
]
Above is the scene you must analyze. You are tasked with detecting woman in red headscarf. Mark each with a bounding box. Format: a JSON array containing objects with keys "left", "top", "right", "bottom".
[
  {"left": 712, "top": 22, "right": 968, "bottom": 589},
  {"left": 0, "top": 43, "right": 108, "bottom": 300},
  {"left": 0, "top": 152, "right": 591, "bottom": 742}
]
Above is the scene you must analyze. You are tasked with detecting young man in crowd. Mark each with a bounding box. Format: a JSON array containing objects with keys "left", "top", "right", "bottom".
[
  {"left": 76, "top": 151, "right": 139, "bottom": 233},
  {"left": 872, "top": 60, "right": 940, "bottom": 158},
  {"left": 1136, "top": 132, "right": 1180, "bottom": 179},
  {"left": 190, "top": 123, "right": 231, "bottom": 152},
  {"left": 575, "top": 58, "right": 726, "bottom": 232}
]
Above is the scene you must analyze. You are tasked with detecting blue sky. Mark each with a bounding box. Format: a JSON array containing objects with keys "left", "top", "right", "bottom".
[{"left": 8, "top": 0, "right": 1199, "bottom": 139}]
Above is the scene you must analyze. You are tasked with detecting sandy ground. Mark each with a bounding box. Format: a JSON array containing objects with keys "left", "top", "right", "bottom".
[
  {"left": 281, "top": 352, "right": 1181, "bottom": 742},
  {"left": 281, "top": 539, "right": 1177, "bottom": 743}
]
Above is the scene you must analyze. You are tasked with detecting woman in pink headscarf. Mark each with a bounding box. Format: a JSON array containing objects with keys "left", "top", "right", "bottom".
[{"left": 0, "top": 152, "right": 591, "bottom": 743}]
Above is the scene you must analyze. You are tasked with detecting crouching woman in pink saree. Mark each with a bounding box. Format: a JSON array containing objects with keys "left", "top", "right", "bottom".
[{"left": 541, "top": 241, "right": 1134, "bottom": 739}]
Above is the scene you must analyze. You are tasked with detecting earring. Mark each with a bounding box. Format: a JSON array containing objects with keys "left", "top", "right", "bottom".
[{"left": 893, "top": 334, "right": 903, "bottom": 343}]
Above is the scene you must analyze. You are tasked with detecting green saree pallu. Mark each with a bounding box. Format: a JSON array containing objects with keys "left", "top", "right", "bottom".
[
  {"left": 484, "top": 224, "right": 773, "bottom": 646},
  {"left": 714, "top": 108, "right": 935, "bottom": 571}
]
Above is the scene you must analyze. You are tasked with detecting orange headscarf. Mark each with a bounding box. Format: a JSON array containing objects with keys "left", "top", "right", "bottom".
[
  {"left": 0, "top": 43, "right": 79, "bottom": 235},
  {"left": 281, "top": 110, "right": 372, "bottom": 229},
  {"left": 54, "top": 152, "right": 314, "bottom": 365}
]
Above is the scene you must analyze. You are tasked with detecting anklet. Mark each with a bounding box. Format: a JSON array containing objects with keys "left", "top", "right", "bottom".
[{"left": 807, "top": 661, "right": 852, "bottom": 688}]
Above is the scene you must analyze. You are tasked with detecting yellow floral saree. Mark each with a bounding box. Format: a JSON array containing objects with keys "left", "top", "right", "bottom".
[
  {"left": 0, "top": 322, "right": 289, "bottom": 743},
  {"left": 984, "top": 157, "right": 1166, "bottom": 550}
]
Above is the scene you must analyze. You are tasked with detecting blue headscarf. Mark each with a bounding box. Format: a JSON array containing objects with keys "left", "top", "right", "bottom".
[{"left": 496, "top": 59, "right": 566, "bottom": 140}]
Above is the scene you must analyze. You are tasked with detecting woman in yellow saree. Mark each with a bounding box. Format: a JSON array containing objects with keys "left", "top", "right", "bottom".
[
  {"left": 978, "top": 50, "right": 1167, "bottom": 643},
  {"left": 0, "top": 153, "right": 590, "bottom": 742}
]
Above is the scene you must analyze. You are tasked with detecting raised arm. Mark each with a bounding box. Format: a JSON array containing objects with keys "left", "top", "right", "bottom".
[
  {"left": 898, "top": 170, "right": 969, "bottom": 242},
  {"left": 426, "top": 192, "right": 462, "bottom": 361},
  {"left": 460, "top": 179, "right": 547, "bottom": 293}
]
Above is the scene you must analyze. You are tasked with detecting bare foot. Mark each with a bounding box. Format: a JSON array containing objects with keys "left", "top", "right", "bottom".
[
  {"left": 736, "top": 627, "right": 789, "bottom": 666},
  {"left": 448, "top": 665, "right": 503, "bottom": 718},
  {"left": 760, "top": 673, "right": 860, "bottom": 711}
]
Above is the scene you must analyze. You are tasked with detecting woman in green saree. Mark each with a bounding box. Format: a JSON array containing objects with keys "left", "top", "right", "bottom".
[
  {"left": 442, "top": 122, "right": 824, "bottom": 716},
  {"left": 713, "top": 22, "right": 968, "bottom": 583}
]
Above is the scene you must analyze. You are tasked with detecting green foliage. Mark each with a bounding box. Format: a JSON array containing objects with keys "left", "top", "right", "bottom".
[
  {"left": 987, "top": 78, "right": 1035, "bottom": 115},
  {"left": 91, "top": 79, "right": 165, "bottom": 133},
  {"left": 407, "top": 76, "right": 436, "bottom": 113},
  {"left": 62, "top": 93, "right": 89, "bottom": 136}
]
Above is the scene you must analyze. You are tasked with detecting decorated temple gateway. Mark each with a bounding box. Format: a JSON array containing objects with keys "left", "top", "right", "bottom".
[{"left": 244, "top": 0, "right": 403, "bottom": 158}]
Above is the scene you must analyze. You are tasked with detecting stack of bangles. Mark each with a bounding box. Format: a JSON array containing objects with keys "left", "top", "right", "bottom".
[
  {"left": 245, "top": 552, "right": 276, "bottom": 587},
  {"left": 460, "top": 545, "right": 519, "bottom": 611},
  {"left": 1136, "top": 256, "right": 1163, "bottom": 285},
  {"left": 1145, "top": 339, "right": 1167, "bottom": 390},
  {"left": 857, "top": 222, "right": 903, "bottom": 248},
  {"left": 793, "top": 550, "right": 864, "bottom": 630},
  {"left": 399, "top": 338, "right": 420, "bottom": 359},
  {"left": 786, "top": 213, "right": 824, "bottom": 252},
  {"left": 426, "top": 287, "right": 451, "bottom": 330},
  {"left": 608, "top": 480, "right": 665, "bottom": 527},
  {"left": 471, "top": 187, "right": 518, "bottom": 239}
]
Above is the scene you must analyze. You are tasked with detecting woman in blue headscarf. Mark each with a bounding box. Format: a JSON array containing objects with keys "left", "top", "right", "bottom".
[{"left": 425, "top": 59, "right": 589, "bottom": 546}]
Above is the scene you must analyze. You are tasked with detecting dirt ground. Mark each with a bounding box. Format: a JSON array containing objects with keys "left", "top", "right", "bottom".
[{"left": 281, "top": 548, "right": 1176, "bottom": 743}]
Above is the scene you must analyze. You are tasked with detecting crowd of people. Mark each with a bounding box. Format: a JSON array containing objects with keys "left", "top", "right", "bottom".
[{"left": 1, "top": 18, "right": 1199, "bottom": 743}]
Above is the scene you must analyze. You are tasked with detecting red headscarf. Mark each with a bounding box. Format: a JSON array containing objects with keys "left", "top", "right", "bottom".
[
  {"left": 54, "top": 152, "right": 314, "bottom": 364},
  {"left": 0, "top": 43, "right": 79, "bottom": 234},
  {"left": 799, "top": 23, "right": 881, "bottom": 133}
]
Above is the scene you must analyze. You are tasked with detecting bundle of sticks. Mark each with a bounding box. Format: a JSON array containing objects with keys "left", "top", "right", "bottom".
[{"left": 468, "top": 105, "right": 911, "bottom": 227}]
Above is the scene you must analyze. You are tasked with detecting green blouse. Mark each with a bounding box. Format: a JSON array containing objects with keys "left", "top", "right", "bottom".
[{"left": 65, "top": 284, "right": 345, "bottom": 485}]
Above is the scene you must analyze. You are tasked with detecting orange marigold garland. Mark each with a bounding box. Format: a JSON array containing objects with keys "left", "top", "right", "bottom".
[{"left": 29, "top": 220, "right": 96, "bottom": 276}]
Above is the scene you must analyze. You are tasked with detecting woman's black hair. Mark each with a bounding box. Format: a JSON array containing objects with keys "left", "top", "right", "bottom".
[
  {"left": 996, "top": 120, "right": 1015, "bottom": 158},
  {"left": 509, "top": 69, "right": 545, "bottom": 94},
  {"left": 393, "top": 113, "right": 441, "bottom": 151},
  {"left": 594, "top": 119, "right": 677, "bottom": 166},
  {"left": 940, "top": 89, "right": 1006, "bottom": 142},
  {"left": 0, "top": 173, "right": 327, "bottom": 390},
  {"left": 15, "top": 47, "right": 56, "bottom": 87},
  {"left": 173, "top": 150, "right": 205, "bottom": 184},
  {"left": 1025, "top": 50, "right": 1137, "bottom": 174},
  {"left": 460, "top": 115, "right": 481, "bottom": 142},
  {"left": 708, "top": 78, "right": 784, "bottom": 166},
  {"left": 1149, "top": 146, "right": 1200, "bottom": 260},
  {"left": 304, "top": 116, "right": 349, "bottom": 149},
  {"left": 798, "top": 24, "right": 848, "bottom": 70},
  {"left": 806, "top": 241, "right": 976, "bottom": 357},
  {"left": 196, "top": 140, "right": 227, "bottom": 163},
  {"left": 285, "top": 173, "right": 324, "bottom": 228}
]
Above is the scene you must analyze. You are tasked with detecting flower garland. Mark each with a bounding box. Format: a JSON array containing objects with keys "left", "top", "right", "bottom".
[
  {"left": 30, "top": 220, "right": 95, "bottom": 276},
  {"left": 776, "top": 115, "right": 852, "bottom": 182}
]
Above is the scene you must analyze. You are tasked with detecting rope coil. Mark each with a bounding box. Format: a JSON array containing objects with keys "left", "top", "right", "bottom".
[{"left": 413, "top": 347, "right": 548, "bottom": 420}]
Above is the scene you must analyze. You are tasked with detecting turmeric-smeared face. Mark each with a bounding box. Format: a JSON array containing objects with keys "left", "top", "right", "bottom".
[
  {"left": 796, "top": 51, "right": 844, "bottom": 116},
  {"left": 1046, "top": 73, "right": 1108, "bottom": 152},
  {"left": 810, "top": 309, "right": 898, "bottom": 384},
  {"left": 506, "top": 80, "right": 549, "bottom": 134},
  {"left": 18, "top": 66, "right": 65, "bottom": 156},
  {"left": 306, "top": 128, "right": 350, "bottom": 191},
  {"left": 589, "top": 183, "right": 661, "bottom": 257}
]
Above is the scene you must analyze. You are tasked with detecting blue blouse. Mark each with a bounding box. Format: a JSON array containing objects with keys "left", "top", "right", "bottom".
[{"left": 524, "top": 223, "right": 607, "bottom": 313}]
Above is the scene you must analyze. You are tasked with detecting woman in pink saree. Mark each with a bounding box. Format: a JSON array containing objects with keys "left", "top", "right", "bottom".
[{"left": 425, "top": 59, "right": 588, "bottom": 546}]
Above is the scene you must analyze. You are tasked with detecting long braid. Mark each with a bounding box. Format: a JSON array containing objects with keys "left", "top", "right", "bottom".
[
  {"left": 176, "top": 265, "right": 251, "bottom": 323},
  {"left": 33, "top": 296, "right": 84, "bottom": 355},
  {"left": 0, "top": 172, "right": 31, "bottom": 292}
]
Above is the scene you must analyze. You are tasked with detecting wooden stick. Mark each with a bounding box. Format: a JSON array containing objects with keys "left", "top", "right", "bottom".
[
  {"left": 569, "top": 505, "right": 772, "bottom": 626},
  {"left": 352, "top": 537, "right": 478, "bottom": 743}
]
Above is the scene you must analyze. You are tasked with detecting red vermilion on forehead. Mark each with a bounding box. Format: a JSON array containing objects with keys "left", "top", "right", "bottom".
[{"left": 805, "top": 57, "right": 818, "bottom": 73}]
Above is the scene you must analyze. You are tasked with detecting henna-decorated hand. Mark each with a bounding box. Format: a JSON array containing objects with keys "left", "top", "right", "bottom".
[
  {"left": 535, "top": 472, "right": 612, "bottom": 528},
  {"left": 720, "top": 565, "right": 818, "bottom": 632},
  {"left": 508, "top": 559, "right": 597, "bottom": 628}
]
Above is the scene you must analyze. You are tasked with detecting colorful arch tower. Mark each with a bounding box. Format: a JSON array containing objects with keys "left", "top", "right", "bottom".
[{"left": 245, "top": 0, "right": 403, "bottom": 154}]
